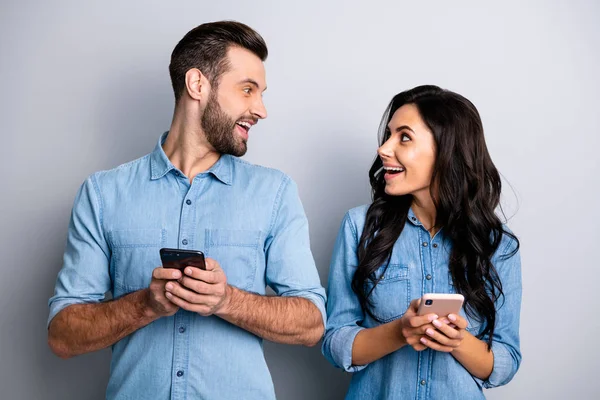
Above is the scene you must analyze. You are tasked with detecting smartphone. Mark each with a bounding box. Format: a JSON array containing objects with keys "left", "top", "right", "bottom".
[
  {"left": 159, "top": 248, "right": 206, "bottom": 271},
  {"left": 417, "top": 293, "right": 464, "bottom": 317}
]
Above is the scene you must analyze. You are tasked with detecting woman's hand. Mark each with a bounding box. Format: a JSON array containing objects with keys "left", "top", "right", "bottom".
[
  {"left": 399, "top": 299, "right": 439, "bottom": 351},
  {"left": 419, "top": 313, "right": 468, "bottom": 352}
]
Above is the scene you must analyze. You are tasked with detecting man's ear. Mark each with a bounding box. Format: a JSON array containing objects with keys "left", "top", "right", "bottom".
[{"left": 184, "top": 68, "right": 210, "bottom": 102}]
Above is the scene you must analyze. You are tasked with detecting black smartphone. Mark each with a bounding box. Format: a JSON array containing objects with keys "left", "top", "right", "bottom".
[{"left": 159, "top": 248, "right": 206, "bottom": 271}]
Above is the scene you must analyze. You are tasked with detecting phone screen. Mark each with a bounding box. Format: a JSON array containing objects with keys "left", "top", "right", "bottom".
[{"left": 160, "top": 248, "right": 206, "bottom": 271}]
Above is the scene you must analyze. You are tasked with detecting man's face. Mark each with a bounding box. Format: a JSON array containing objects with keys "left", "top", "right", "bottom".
[{"left": 201, "top": 46, "right": 267, "bottom": 157}]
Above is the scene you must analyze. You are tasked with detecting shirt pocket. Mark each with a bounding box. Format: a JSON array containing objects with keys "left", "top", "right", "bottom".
[
  {"left": 204, "top": 229, "right": 261, "bottom": 291},
  {"left": 109, "top": 228, "right": 166, "bottom": 295},
  {"left": 367, "top": 264, "right": 411, "bottom": 323}
]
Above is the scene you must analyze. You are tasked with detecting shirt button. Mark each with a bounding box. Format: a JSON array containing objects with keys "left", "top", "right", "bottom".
[
  {"left": 179, "top": 326, "right": 186, "bottom": 333},
  {"left": 433, "top": 243, "right": 438, "bottom": 248},
  {"left": 420, "top": 379, "right": 426, "bottom": 385},
  {"left": 422, "top": 242, "right": 428, "bottom": 247},
  {"left": 186, "top": 199, "right": 192, "bottom": 205},
  {"left": 182, "top": 239, "right": 188, "bottom": 245},
  {"left": 177, "top": 370, "right": 184, "bottom": 377},
  {"left": 426, "top": 274, "right": 432, "bottom": 280},
  {"left": 412, "top": 217, "right": 417, "bottom": 221}
]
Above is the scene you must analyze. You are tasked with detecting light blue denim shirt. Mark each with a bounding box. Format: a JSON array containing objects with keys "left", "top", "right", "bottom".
[
  {"left": 322, "top": 205, "right": 522, "bottom": 400},
  {"left": 48, "top": 133, "right": 326, "bottom": 400}
]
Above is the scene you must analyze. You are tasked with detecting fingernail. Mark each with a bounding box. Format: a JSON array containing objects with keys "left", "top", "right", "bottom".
[
  {"left": 172, "top": 271, "right": 179, "bottom": 278},
  {"left": 185, "top": 268, "right": 192, "bottom": 275},
  {"left": 420, "top": 337, "right": 427, "bottom": 344},
  {"left": 165, "top": 292, "right": 172, "bottom": 298},
  {"left": 166, "top": 283, "right": 173, "bottom": 290},
  {"left": 448, "top": 314, "right": 457, "bottom": 322},
  {"left": 428, "top": 314, "right": 439, "bottom": 322},
  {"left": 441, "top": 319, "right": 450, "bottom": 324},
  {"left": 426, "top": 328, "right": 435, "bottom": 336},
  {"left": 432, "top": 320, "right": 442, "bottom": 328}
]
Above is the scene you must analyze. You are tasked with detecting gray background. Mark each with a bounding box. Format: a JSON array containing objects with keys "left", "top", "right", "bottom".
[{"left": 1, "top": 0, "right": 598, "bottom": 399}]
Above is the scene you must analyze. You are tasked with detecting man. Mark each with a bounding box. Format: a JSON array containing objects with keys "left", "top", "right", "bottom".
[{"left": 48, "top": 21, "right": 326, "bottom": 400}]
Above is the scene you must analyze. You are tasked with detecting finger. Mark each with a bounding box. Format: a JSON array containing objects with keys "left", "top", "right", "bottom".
[
  {"left": 408, "top": 313, "right": 439, "bottom": 328},
  {"left": 180, "top": 277, "right": 221, "bottom": 295},
  {"left": 412, "top": 343, "right": 427, "bottom": 351},
  {"left": 165, "top": 281, "right": 204, "bottom": 304},
  {"left": 447, "top": 314, "right": 468, "bottom": 330},
  {"left": 165, "top": 291, "right": 198, "bottom": 311},
  {"left": 204, "top": 258, "right": 220, "bottom": 272},
  {"left": 409, "top": 298, "right": 421, "bottom": 311},
  {"left": 424, "top": 326, "right": 462, "bottom": 347},
  {"left": 419, "top": 336, "right": 454, "bottom": 352},
  {"left": 432, "top": 319, "right": 464, "bottom": 340},
  {"left": 165, "top": 291, "right": 214, "bottom": 316},
  {"left": 183, "top": 267, "right": 223, "bottom": 284},
  {"left": 438, "top": 318, "right": 457, "bottom": 329},
  {"left": 153, "top": 267, "right": 182, "bottom": 280}
]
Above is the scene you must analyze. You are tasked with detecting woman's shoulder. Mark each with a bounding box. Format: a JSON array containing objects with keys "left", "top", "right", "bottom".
[
  {"left": 496, "top": 224, "right": 520, "bottom": 258},
  {"left": 337, "top": 204, "right": 370, "bottom": 238}
]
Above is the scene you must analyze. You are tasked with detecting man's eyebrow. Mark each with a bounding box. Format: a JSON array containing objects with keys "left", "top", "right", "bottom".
[{"left": 238, "top": 78, "right": 267, "bottom": 92}]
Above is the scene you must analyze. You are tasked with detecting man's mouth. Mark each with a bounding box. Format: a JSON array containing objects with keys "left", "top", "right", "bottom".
[{"left": 235, "top": 120, "right": 253, "bottom": 134}]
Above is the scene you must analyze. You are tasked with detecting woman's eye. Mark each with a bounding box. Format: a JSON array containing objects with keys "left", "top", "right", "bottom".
[
  {"left": 243, "top": 87, "right": 251, "bottom": 94},
  {"left": 401, "top": 133, "right": 411, "bottom": 142}
]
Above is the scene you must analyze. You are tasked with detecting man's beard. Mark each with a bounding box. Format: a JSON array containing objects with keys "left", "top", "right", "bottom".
[{"left": 201, "top": 90, "right": 247, "bottom": 157}]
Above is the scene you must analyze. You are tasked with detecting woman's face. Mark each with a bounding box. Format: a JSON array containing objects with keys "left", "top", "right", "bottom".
[{"left": 377, "top": 104, "right": 437, "bottom": 197}]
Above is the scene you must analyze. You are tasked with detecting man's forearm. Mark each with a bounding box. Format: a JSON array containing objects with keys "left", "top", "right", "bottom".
[
  {"left": 215, "top": 286, "right": 324, "bottom": 346},
  {"left": 48, "top": 289, "right": 158, "bottom": 359}
]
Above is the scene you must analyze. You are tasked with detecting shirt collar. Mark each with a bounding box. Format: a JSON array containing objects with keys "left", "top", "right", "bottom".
[
  {"left": 150, "top": 131, "right": 233, "bottom": 185},
  {"left": 407, "top": 207, "right": 422, "bottom": 227}
]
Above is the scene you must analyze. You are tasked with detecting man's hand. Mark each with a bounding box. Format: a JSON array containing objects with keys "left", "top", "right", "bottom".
[
  {"left": 164, "top": 258, "right": 230, "bottom": 316},
  {"left": 146, "top": 267, "right": 182, "bottom": 318}
]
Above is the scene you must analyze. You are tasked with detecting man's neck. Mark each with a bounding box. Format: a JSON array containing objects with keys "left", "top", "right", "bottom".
[{"left": 162, "top": 111, "right": 220, "bottom": 183}]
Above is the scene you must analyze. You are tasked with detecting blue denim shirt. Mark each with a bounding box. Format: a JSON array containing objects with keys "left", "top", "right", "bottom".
[
  {"left": 322, "top": 205, "right": 522, "bottom": 400},
  {"left": 48, "top": 133, "right": 326, "bottom": 400}
]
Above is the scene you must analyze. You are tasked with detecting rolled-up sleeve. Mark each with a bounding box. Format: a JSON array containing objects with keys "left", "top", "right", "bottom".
[
  {"left": 477, "top": 234, "right": 523, "bottom": 388},
  {"left": 47, "top": 174, "right": 111, "bottom": 327},
  {"left": 264, "top": 176, "right": 327, "bottom": 327},
  {"left": 321, "top": 211, "right": 367, "bottom": 372}
]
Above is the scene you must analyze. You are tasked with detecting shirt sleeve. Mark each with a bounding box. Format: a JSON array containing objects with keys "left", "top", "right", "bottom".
[
  {"left": 321, "top": 211, "right": 368, "bottom": 372},
  {"left": 264, "top": 176, "right": 327, "bottom": 328},
  {"left": 476, "top": 233, "right": 523, "bottom": 388},
  {"left": 47, "top": 174, "right": 111, "bottom": 327}
]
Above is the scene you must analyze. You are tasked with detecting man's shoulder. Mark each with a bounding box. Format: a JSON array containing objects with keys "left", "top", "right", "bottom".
[
  {"left": 89, "top": 153, "right": 152, "bottom": 186},
  {"left": 230, "top": 157, "right": 289, "bottom": 184}
]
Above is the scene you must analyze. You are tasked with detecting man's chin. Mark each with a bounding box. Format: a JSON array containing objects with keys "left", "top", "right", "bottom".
[{"left": 229, "top": 141, "right": 247, "bottom": 157}]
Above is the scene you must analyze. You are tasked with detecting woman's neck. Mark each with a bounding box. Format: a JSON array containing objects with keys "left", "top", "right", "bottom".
[{"left": 411, "top": 192, "right": 438, "bottom": 237}]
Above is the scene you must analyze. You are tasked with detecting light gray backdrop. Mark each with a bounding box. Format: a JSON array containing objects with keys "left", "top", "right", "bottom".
[{"left": 1, "top": 0, "right": 599, "bottom": 399}]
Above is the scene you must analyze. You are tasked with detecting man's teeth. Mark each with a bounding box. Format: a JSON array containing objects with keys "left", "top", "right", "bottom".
[{"left": 237, "top": 121, "right": 251, "bottom": 129}]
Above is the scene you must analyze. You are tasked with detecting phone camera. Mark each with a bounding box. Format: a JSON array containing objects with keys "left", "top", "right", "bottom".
[{"left": 425, "top": 299, "right": 433, "bottom": 306}]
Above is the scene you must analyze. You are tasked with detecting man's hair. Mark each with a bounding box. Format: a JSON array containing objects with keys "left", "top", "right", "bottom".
[{"left": 169, "top": 20, "right": 268, "bottom": 103}]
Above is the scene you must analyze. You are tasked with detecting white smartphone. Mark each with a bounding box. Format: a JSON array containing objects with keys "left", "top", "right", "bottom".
[{"left": 417, "top": 293, "right": 464, "bottom": 317}]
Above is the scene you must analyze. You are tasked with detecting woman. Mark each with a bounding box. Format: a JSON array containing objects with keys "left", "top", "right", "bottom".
[{"left": 322, "top": 85, "right": 522, "bottom": 399}]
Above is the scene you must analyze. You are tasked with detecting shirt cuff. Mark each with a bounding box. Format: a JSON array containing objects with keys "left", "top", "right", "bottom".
[
  {"left": 288, "top": 292, "right": 327, "bottom": 331},
  {"left": 326, "top": 325, "right": 367, "bottom": 372},
  {"left": 481, "top": 342, "right": 515, "bottom": 388}
]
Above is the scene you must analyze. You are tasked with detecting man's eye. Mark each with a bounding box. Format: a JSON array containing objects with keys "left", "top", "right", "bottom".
[{"left": 243, "top": 87, "right": 251, "bottom": 94}]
